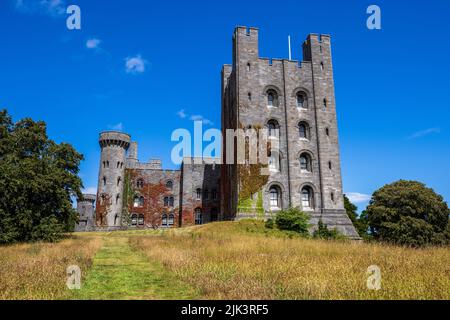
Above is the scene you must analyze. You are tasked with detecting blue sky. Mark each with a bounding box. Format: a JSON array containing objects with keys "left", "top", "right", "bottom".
[{"left": 1, "top": 0, "right": 449, "bottom": 212}]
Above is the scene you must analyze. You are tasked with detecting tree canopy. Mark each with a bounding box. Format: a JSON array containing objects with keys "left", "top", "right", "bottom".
[
  {"left": 0, "top": 109, "right": 84, "bottom": 243},
  {"left": 365, "top": 180, "right": 449, "bottom": 246}
]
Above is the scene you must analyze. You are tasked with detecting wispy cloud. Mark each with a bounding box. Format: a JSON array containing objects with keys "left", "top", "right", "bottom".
[
  {"left": 345, "top": 192, "right": 371, "bottom": 204},
  {"left": 82, "top": 187, "right": 97, "bottom": 195},
  {"left": 108, "top": 123, "right": 123, "bottom": 131},
  {"left": 86, "top": 38, "right": 101, "bottom": 50},
  {"left": 125, "top": 55, "right": 147, "bottom": 74},
  {"left": 176, "top": 109, "right": 187, "bottom": 119},
  {"left": 407, "top": 127, "right": 441, "bottom": 140},
  {"left": 190, "top": 114, "right": 213, "bottom": 125},
  {"left": 15, "top": 0, "right": 66, "bottom": 17}
]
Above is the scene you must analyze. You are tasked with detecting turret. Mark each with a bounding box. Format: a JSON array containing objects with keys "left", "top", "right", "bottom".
[
  {"left": 76, "top": 194, "right": 96, "bottom": 231},
  {"left": 96, "top": 131, "right": 130, "bottom": 229}
]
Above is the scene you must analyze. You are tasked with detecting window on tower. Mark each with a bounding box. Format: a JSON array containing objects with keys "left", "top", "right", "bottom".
[
  {"left": 267, "top": 89, "right": 278, "bottom": 107},
  {"left": 299, "top": 153, "right": 312, "bottom": 172}
]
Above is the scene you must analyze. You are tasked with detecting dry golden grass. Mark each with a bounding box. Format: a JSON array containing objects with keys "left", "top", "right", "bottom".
[
  {"left": 130, "top": 220, "right": 450, "bottom": 300},
  {"left": 0, "top": 235, "right": 102, "bottom": 300}
]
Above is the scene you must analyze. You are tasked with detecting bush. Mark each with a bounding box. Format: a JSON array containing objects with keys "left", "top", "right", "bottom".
[
  {"left": 275, "top": 208, "right": 310, "bottom": 235},
  {"left": 313, "top": 219, "right": 343, "bottom": 240},
  {"left": 366, "top": 180, "right": 450, "bottom": 247},
  {"left": 265, "top": 218, "right": 274, "bottom": 229}
]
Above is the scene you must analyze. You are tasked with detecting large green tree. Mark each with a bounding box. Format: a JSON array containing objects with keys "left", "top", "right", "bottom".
[
  {"left": 0, "top": 109, "right": 84, "bottom": 243},
  {"left": 366, "top": 180, "right": 449, "bottom": 246}
]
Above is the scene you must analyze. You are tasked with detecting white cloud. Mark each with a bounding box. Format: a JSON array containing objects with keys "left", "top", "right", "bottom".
[
  {"left": 125, "top": 55, "right": 146, "bottom": 74},
  {"left": 407, "top": 127, "right": 441, "bottom": 139},
  {"left": 86, "top": 38, "right": 101, "bottom": 49},
  {"left": 108, "top": 123, "right": 123, "bottom": 131},
  {"left": 15, "top": 0, "right": 66, "bottom": 16},
  {"left": 190, "top": 114, "right": 213, "bottom": 125},
  {"left": 82, "top": 187, "right": 97, "bottom": 195},
  {"left": 345, "top": 192, "right": 371, "bottom": 203},
  {"left": 177, "top": 109, "right": 187, "bottom": 118}
]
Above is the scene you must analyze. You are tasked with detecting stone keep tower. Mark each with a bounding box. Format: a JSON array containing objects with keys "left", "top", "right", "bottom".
[
  {"left": 96, "top": 131, "right": 130, "bottom": 229},
  {"left": 75, "top": 194, "right": 96, "bottom": 231},
  {"left": 221, "top": 27, "right": 359, "bottom": 238}
]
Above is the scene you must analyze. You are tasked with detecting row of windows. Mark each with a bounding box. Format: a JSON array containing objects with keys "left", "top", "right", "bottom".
[
  {"left": 132, "top": 196, "right": 176, "bottom": 208},
  {"left": 268, "top": 152, "right": 332, "bottom": 173},
  {"left": 251, "top": 89, "right": 328, "bottom": 111},
  {"left": 266, "top": 119, "right": 330, "bottom": 140},
  {"left": 195, "top": 188, "right": 218, "bottom": 201},
  {"left": 269, "top": 186, "right": 335, "bottom": 209},
  {"left": 102, "top": 161, "right": 124, "bottom": 169},
  {"left": 130, "top": 213, "right": 175, "bottom": 227},
  {"left": 247, "top": 61, "right": 326, "bottom": 73},
  {"left": 136, "top": 179, "right": 173, "bottom": 190}
]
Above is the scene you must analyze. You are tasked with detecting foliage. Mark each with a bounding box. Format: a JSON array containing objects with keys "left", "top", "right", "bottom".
[
  {"left": 313, "top": 219, "right": 344, "bottom": 240},
  {"left": 366, "top": 180, "right": 450, "bottom": 246},
  {"left": 265, "top": 218, "right": 274, "bottom": 229},
  {"left": 274, "top": 207, "right": 310, "bottom": 235},
  {"left": 343, "top": 194, "right": 370, "bottom": 238},
  {"left": 0, "top": 109, "right": 83, "bottom": 243}
]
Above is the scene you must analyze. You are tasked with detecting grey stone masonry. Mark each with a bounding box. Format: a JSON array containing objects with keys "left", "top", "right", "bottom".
[
  {"left": 221, "top": 26, "right": 360, "bottom": 239},
  {"left": 75, "top": 194, "right": 96, "bottom": 232}
]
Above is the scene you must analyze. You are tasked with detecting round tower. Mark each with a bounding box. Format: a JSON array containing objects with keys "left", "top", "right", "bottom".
[
  {"left": 96, "top": 131, "right": 130, "bottom": 229},
  {"left": 76, "top": 194, "right": 96, "bottom": 231}
]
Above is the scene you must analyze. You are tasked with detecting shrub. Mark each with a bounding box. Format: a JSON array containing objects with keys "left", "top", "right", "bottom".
[
  {"left": 366, "top": 180, "right": 450, "bottom": 247},
  {"left": 313, "top": 219, "right": 343, "bottom": 240},
  {"left": 265, "top": 218, "right": 274, "bottom": 229},
  {"left": 275, "top": 207, "right": 310, "bottom": 235}
]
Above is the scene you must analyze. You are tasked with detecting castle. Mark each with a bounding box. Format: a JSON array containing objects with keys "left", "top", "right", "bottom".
[{"left": 76, "top": 27, "right": 360, "bottom": 238}]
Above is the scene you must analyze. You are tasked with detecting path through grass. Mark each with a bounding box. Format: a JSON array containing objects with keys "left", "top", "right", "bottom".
[{"left": 72, "top": 236, "right": 198, "bottom": 300}]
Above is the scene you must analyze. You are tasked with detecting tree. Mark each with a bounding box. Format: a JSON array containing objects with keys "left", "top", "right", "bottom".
[
  {"left": 0, "top": 109, "right": 84, "bottom": 243},
  {"left": 275, "top": 207, "right": 310, "bottom": 235},
  {"left": 343, "top": 194, "right": 369, "bottom": 238},
  {"left": 366, "top": 180, "right": 449, "bottom": 246}
]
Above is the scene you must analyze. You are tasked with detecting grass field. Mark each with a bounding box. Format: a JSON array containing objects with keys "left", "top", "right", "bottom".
[{"left": 0, "top": 220, "right": 449, "bottom": 300}]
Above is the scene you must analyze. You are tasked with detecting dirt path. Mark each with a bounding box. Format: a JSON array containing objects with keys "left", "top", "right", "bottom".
[{"left": 72, "top": 236, "right": 198, "bottom": 300}]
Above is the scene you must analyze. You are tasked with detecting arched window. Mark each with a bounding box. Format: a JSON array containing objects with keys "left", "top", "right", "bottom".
[
  {"left": 162, "top": 214, "right": 168, "bottom": 226},
  {"left": 248, "top": 92, "right": 252, "bottom": 101},
  {"left": 169, "top": 196, "right": 174, "bottom": 207},
  {"left": 297, "top": 92, "right": 307, "bottom": 109},
  {"left": 103, "top": 176, "right": 106, "bottom": 186},
  {"left": 323, "top": 98, "right": 327, "bottom": 109},
  {"left": 299, "top": 153, "right": 312, "bottom": 172},
  {"left": 117, "top": 162, "right": 120, "bottom": 168},
  {"left": 328, "top": 161, "right": 332, "bottom": 170},
  {"left": 330, "top": 192, "right": 335, "bottom": 203},
  {"left": 267, "top": 120, "right": 279, "bottom": 138},
  {"left": 268, "top": 151, "right": 280, "bottom": 172},
  {"left": 116, "top": 194, "right": 120, "bottom": 205},
  {"left": 166, "top": 180, "right": 173, "bottom": 190},
  {"left": 301, "top": 187, "right": 314, "bottom": 210},
  {"left": 196, "top": 188, "right": 202, "bottom": 200},
  {"left": 203, "top": 189, "right": 209, "bottom": 200},
  {"left": 267, "top": 89, "right": 278, "bottom": 107},
  {"left": 320, "top": 62, "right": 324, "bottom": 70},
  {"left": 325, "top": 128, "right": 330, "bottom": 136},
  {"left": 269, "top": 186, "right": 281, "bottom": 208},
  {"left": 136, "top": 179, "right": 144, "bottom": 188},
  {"left": 247, "top": 62, "right": 251, "bottom": 72},
  {"left": 131, "top": 214, "right": 138, "bottom": 226},
  {"left": 134, "top": 196, "right": 144, "bottom": 207},
  {"left": 299, "top": 121, "right": 310, "bottom": 140},
  {"left": 195, "top": 208, "right": 202, "bottom": 225},
  {"left": 138, "top": 214, "right": 144, "bottom": 226},
  {"left": 117, "top": 176, "right": 121, "bottom": 186},
  {"left": 163, "top": 197, "right": 169, "bottom": 207},
  {"left": 168, "top": 214, "right": 174, "bottom": 227},
  {"left": 106, "top": 161, "right": 109, "bottom": 168}
]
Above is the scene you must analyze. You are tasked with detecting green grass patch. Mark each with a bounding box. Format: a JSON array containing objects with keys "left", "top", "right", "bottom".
[{"left": 71, "top": 236, "right": 198, "bottom": 300}]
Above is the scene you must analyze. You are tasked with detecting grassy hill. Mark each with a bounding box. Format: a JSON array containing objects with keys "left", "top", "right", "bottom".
[{"left": 1, "top": 220, "right": 449, "bottom": 300}]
